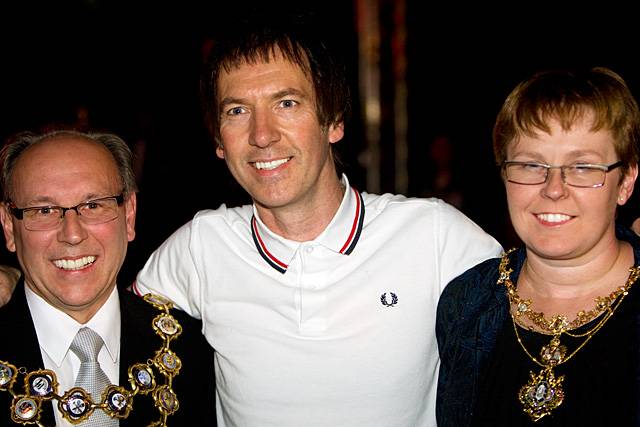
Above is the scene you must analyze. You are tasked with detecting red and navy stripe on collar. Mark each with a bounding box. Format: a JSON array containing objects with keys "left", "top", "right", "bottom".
[{"left": 252, "top": 188, "right": 365, "bottom": 274}]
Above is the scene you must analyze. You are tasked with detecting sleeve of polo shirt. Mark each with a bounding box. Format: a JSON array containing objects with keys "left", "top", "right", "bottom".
[
  {"left": 436, "top": 200, "right": 502, "bottom": 292},
  {"left": 134, "top": 219, "right": 203, "bottom": 319}
]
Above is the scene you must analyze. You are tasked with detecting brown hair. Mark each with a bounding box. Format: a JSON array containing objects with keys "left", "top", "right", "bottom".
[
  {"left": 200, "top": 14, "right": 350, "bottom": 146},
  {"left": 493, "top": 67, "right": 640, "bottom": 173}
]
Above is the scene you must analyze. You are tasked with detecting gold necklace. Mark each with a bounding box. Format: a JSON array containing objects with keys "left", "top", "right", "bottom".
[
  {"left": 0, "top": 293, "right": 183, "bottom": 427},
  {"left": 506, "top": 253, "right": 631, "bottom": 335},
  {"left": 497, "top": 249, "right": 639, "bottom": 422}
]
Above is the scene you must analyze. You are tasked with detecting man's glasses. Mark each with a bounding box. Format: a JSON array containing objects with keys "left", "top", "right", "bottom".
[
  {"left": 8, "top": 194, "right": 125, "bottom": 231},
  {"left": 502, "top": 161, "right": 623, "bottom": 188}
]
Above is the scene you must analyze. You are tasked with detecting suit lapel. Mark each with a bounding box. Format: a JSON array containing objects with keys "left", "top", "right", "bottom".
[
  {"left": 0, "top": 281, "right": 56, "bottom": 426},
  {"left": 118, "top": 289, "right": 158, "bottom": 425},
  {"left": 118, "top": 290, "right": 153, "bottom": 383}
]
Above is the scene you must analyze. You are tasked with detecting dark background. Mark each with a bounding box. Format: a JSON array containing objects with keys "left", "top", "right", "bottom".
[{"left": 1, "top": 1, "right": 639, "bottom": 285}]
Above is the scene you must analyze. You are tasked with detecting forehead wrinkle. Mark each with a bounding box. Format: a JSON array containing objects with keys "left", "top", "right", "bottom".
[{"left": 272, "top": 88, "right": 308, "bottom": 100}]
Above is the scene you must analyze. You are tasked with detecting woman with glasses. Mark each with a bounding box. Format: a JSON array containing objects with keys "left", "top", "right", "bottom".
[{"left": 436, "top": 67, "right": 640, "bottom": 426}]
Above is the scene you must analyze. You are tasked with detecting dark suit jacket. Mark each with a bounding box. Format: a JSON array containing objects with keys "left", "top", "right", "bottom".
[{"left": 0, "top": 281, "right": 216, "bottom": 426}]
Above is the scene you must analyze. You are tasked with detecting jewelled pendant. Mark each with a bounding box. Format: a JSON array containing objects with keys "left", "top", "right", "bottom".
[
  {"left": 11, "top": 395, "right": 41, "bottom": 424},
  {"left": 0, "top": 360, "right": 17, "bottom": 390},
  {"left": 540, "top": 337, "right": 566, "bottom": 366},
  {"left": 518, "top": 368, "right": 564, "bottom": 422},
  {"left": 24, "top": 369, "right": 58, "bottom": 399},
  {"left": 58, "top": 388, "right": 93, "bottom": 423}
]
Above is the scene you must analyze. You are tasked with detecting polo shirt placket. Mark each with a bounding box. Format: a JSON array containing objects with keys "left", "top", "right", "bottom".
[{"left": 251, "top": 186, "right": 365, "bottom": 335}]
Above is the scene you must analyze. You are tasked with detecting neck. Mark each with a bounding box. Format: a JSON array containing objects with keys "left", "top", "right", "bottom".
[
  {"left": 27, "top": 282, "right": 112, "bottom": 324},
  {"left": 517, "top": 239, "right": 634, "bottom": 317},
  {"left": 255, "top": 175, "right": 346, "bottom": 242}
]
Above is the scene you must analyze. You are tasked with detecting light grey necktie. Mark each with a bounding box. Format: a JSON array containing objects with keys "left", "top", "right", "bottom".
[{"left": 69, "top": 327, "right": 118, "bottom": 426}]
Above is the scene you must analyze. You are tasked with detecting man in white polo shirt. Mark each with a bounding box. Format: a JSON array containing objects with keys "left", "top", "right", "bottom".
[{"left": 129, "top": 15, "right": 502, "bottom": 427}]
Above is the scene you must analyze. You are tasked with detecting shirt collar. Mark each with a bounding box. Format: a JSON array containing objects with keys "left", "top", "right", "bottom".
[
  {"left": 25, "top": 285, "right": 121, "bottom": 366},
  {"left": 251, "top": 174, "right": 365, "bottom": 274}
]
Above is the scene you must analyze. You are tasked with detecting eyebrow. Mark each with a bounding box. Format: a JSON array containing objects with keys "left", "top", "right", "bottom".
[
  {"left": 18, "top": 193, "right": 113, "bottom": 207},
  {"left": 510, "top": 149, "right": 605, "bottom": 160}
]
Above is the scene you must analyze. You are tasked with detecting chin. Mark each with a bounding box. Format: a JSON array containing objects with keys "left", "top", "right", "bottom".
[
  {"left": 527, "top": 241, "right": 582, "bottom": 260},
  {"left": 525, "top": 235, "right": 565, "bottom": 252},
  {"left": 58, "top": 285, "right": 109, "bottom": 305},
  {"left": 254, "top": 192, "right": 296, "bottom": 210},
  {"left": 59, "top": 292, "right": 98, "bottom": 307}
]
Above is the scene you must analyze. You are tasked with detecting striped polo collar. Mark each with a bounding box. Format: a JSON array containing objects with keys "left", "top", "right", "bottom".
[{"left": 251, "top": 175, "right": 365, "bottom": 274}]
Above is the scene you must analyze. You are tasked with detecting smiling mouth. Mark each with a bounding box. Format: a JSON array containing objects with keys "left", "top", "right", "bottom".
[
  {"left": 536, "top": 213, "right": 572, "bottom": 223},
  {"left": 53, "top": 256, "right": 96, "bottom": 271},
  {"left": 253, "top": 157, "right": 291, "bottom": 170}
]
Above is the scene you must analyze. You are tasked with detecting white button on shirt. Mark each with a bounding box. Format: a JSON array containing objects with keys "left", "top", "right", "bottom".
[
  {"left": 25, "top": 285, "right": 121, "bottom": 427},
  {"left": 135, "top": 174, "right": 502, "bottom": 427}
]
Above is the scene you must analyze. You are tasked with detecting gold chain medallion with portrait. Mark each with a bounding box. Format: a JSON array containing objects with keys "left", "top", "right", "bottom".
[
  {"left": 497, "top": 248, "right": 639, "bottom": 422},
  {"left": 0, "top": 294, "right": 183, "bottom": 426}
]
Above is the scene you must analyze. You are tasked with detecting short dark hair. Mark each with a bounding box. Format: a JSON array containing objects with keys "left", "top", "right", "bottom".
[
  {"left": 0, "top": 130, "right": 138, "bottom": 201},
  {"left": 200, "top": 13, "right": 351, "bottom": 145},
  {"left": 493, "top": 67, "right": 640, "bottom": 172}
]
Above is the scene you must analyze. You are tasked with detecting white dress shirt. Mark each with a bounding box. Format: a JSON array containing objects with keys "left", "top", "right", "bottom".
[{"left": 25, "top": 285, "right": 121, "bottom": 427}]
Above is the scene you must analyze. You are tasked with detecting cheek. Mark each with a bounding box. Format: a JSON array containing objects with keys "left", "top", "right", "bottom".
[
  {"left": 505, "top": 186, "right": 538, "bottom": 227},
  {"left": 600, "top": 191, "right": 621, "bottom": 215},
  {"left": 219, "top": 120, "right": 247, "bottom": 142},
  {"left": 15, "top": 229, "right": 45, "bottom": 249},
  {"left": 95, "top": 223, "right": 129, "bottom": 247},
  {"left": 14, "top": 233, "right": 52, "bottom": 269},
  {"left": 505, "top": 185, "right": 528, "bottom": 211},
  {"left": 216, "top": 136, "right": 241, "bottom": 163}
]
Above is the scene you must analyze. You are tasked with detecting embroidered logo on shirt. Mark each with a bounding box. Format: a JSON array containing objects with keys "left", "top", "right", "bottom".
[{"left": 380, "top": 292, "right": 398, "bottom": 307}]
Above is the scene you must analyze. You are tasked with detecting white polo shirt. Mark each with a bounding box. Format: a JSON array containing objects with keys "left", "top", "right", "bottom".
[{"left": 134, "top": 175, "right": 501, "bottom": 427}]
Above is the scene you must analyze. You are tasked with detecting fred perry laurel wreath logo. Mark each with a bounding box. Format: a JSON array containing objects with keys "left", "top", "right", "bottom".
[{"left": 380, "top": 292, "right": 398, "bottom": 307}]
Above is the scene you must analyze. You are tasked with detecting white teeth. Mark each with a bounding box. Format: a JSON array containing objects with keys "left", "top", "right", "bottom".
[
  {"left": 53, "top": 256, "right": 96, "bottom": 271},
  {"left": 254, "top": 158, "right": 290, "bottom": 170},
  {"left": 537, "top": 213, "right": 571, "bottom": 223}
]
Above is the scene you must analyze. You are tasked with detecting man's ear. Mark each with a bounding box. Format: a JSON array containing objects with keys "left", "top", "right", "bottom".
[
  {"left": 124, "top": 193, "right": 137, "bottom": 242},
  {"left": 216, "top": 144, "right": 225, "bottom": 159},
  {"left": 0, "top": 203, "right": 16, "bottom": 252},
  {"left": 328, "top": 121, "right": 344, "bottom": 144}
]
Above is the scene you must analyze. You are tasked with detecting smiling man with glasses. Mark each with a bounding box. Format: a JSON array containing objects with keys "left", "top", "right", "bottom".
[{"left": 0, "top": 130, "right": 215, "bottom": 426}]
